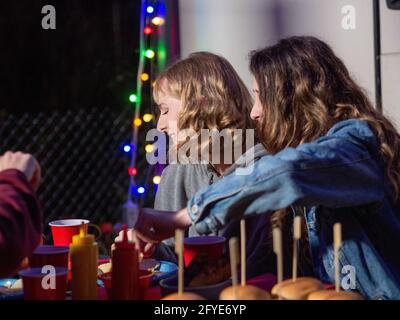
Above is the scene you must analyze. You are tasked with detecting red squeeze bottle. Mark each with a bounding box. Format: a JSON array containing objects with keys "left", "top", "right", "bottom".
[{"left": 111, "top": 224, "right": 140, "bottom": 300}]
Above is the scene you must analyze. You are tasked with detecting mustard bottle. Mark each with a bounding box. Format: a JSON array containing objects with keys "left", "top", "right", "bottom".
[{"left": 70, "top": 223, "right": 98, "bottom": 300}]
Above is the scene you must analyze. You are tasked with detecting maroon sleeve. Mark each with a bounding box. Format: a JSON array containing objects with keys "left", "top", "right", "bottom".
[{"left": 0, "top": 169, "right": 42, "bottom": 277}]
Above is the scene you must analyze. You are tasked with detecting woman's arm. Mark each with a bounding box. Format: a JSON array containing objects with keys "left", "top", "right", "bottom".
[
  {"left": 187, "top": 120, "right": 385, "bottom": 234},
  {"left": 0, "top": 169, "right": 42, "bottom": 277}
]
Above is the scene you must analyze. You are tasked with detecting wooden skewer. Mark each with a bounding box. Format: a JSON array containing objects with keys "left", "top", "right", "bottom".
[
  {"left": 333, "top": 223, "right": 342, "bottom": 293},
  {"left": 175, "top": 229, "right": 184, "bottom": 295},
  {"left": 292, "top": 216, "right": 301, "bottom": 281},
  {"left": 273, "top": 227, "right": 283, "bottom": 285},
  {"left": 240, "top": 219, "right": 246, "bottom": 286},
  {"left": 229, "top": 237, "right": 239, "bottom": 299}
]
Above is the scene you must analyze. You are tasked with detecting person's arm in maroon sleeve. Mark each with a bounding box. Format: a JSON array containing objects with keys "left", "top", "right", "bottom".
[{"left": 0, "top": 152, "right": 42, "bottom": 277}]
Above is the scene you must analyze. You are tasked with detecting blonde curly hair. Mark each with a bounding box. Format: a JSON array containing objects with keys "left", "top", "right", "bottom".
[{"left": 153, "top": 52, "right": 255, "bottom": 164}]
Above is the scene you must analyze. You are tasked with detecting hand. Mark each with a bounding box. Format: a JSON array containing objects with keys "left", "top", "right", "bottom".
[
  {"left": 114, "top": 228, "right": 155, "bottom": 257},
  {"left": 0, "top": 151, "right": 41, "bottom": 190},
  {"left": 134, "top": 207, "right": 192, "bottom": 244}
]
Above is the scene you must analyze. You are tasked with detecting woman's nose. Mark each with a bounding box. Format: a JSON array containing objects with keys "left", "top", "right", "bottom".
[
  {"left": 157, "top": 117, "right": 167, "bottom": 132},
  {"left": 250, "top": 105, "right": 262, "bottom": 121}
]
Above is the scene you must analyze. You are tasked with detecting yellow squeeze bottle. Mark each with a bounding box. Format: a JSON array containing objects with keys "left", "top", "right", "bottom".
[{"left": 70, "top": 222, "right": 98, "bottom": 300}]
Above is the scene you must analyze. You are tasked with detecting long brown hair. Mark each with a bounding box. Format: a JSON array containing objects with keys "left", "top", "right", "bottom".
[{"left": 250, "top": 36, "right": 400, "bottom": 227}]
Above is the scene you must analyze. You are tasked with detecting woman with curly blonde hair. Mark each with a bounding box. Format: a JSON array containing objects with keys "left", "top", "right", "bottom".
[{"left": 122, "top": 52, "right": 271, "bottom": 276}]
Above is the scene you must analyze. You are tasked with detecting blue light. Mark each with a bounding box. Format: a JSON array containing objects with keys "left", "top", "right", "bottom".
[
  {"left": 146, "top": 6, "right": 154, "bottom": 14},
  {"left": 137, "top": 187, "right": 145, "bottom": 194},
  {"left": 123, "top": 145, "right": 132, "bottom": 153}
]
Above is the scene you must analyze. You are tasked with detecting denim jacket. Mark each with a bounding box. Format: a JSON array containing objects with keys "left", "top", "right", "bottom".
[{"left": 187, "top": 119, "right": 400, "bottom": 300}]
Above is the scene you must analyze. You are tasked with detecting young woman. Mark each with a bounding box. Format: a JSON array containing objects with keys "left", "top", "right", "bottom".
[
  {"left": 133, "top": 36, "right": 400, "bottom": 299},
  {"left": 120, "top": 52, "right": 275, "bottom": 278}
]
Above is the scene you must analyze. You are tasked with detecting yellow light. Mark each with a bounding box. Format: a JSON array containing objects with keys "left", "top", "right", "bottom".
[
  {"left": 152, "top": 17, "right": 165, "bottom": 26},
  {"left": 141, "top": 73, "right": 149, "bottom": 82},
  {"left": 153, "top": 176, "right": 161, "bottom": 185},
  {"left": 143, "top": 113, "right": 153, "bottom": 122},
  {"left": 133, "top": 118, "right": 142, "bottom": 127},
  {"left": 145, "top": 144, "right": 154, "bottom": 153}
]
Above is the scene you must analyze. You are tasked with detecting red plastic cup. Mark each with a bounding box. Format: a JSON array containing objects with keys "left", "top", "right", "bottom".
[
  {"left": 99, "top": 270, "right": 153, "bottom": 300},
  {"left": 18, "top": 267, "right": 68, "bottom": 300},
  {"left": 183, "top": 236, "right": 226, "bottom": 267},
  {"left": 49, "top": 219, "right": 90, "bottom": 246},
  {"left": 29, "top": 245, "right": 69, "bottom": 269}
]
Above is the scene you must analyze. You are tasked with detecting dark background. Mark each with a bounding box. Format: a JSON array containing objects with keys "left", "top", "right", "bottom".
[
  {"left": 0, "top": 0, "right": 141, "bottom": 112},
  {"left": 0, "top": 0, "right": 162, "bottom": 252}
]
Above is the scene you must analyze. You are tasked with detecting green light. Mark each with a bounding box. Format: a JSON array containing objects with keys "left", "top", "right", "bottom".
[
  {"left": 144, "top": 49, "right": 155, "bottom": 59},
  {"left": 129, "top": 94, "right": 137, "bottom": 103}
]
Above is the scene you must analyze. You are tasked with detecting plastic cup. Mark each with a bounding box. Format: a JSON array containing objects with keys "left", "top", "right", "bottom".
[
  {"left": 29, "top": 245, "right": 69, "bottom": 269},
  {"left": 18, "top": 267, "right": 68, "bottom": 300},
  {"left": 183, "top": 236, "right": 226, "bottom": 267},
  {"left": 49, "top": 219, "right": 90, "bottom": 246}
]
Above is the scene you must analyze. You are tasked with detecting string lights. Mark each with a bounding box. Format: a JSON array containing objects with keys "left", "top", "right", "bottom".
[{"left": 123, "top": 0, "right": 167, "bottom": 210}]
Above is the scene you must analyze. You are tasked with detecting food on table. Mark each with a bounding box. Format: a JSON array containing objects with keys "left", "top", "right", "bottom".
[
  {"left": 220, "top": 284, "right": 271, "bottom": 300},
  {"left": 187, "top": 256, "right": 231, "bottom": 287},
  {"left": 271, "top": 277, "right": 324, "bottom": 300},
  {"left": 308, "top": 290, "right": 364, "bottom": 300},
  {"left": 219, "top": 221, "right": 270, "bottom": 300},
  {"left": 98, "top": 262, "right": 112, "bottom": 275},
  {"left": 218, "top": 237, "right": 271, "bottom": 300},
  {"left": 162, "top": 292, "right": 205, "bottom": 300},
  {"left": 11, "top": 279, "right": 22, "bottom": 289}
]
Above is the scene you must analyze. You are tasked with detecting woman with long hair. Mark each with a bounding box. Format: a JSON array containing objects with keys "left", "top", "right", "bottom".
[{"left": 133, "top": 36, "right": 400, "bottom": 299}]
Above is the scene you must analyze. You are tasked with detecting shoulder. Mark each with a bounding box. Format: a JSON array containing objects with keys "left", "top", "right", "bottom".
[
  {"left": 159, "top": 163, "right": 211, "bottom": 182},
  {"left": 154, "top": 164, "right": 214, "bottom": 210},
  {"left": 159, "top": 163, "right": 185, "bottom": 180},
  {"left": 326, "top": 119, "right": 377, "bottom": 145},
  {"left": 223, "top": 143, "right": 268, "bottom": 176}
]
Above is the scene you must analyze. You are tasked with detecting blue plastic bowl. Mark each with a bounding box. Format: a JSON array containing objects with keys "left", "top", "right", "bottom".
[{"left": 151, "top": 260, "right": 178, "bottom": 285}]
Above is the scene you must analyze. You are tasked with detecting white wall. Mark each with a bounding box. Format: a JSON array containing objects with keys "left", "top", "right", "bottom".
[
  {"left": 179, "top": 0, "right": 399, "bottom": 126},
  {"left": 179, "top": 0, "right": 280, "bottom": 88},
  {"left": 380, "top": 0, "right": 400, "bottom": 128}
]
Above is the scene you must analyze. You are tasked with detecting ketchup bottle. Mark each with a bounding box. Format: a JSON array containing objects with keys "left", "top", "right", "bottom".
[{"left": 111, "top": 224, "right": 140, "bottom": 299}]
